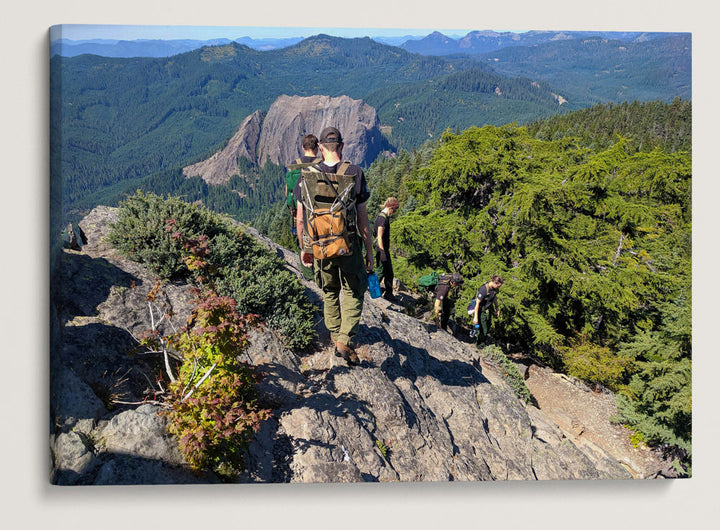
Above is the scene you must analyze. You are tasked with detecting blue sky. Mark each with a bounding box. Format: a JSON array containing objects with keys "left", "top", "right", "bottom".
[{"left": 49, "top": 24, "right": 510, "bottom": 42}]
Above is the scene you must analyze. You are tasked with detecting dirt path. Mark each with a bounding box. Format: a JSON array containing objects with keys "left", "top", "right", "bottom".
[{"left": 521, "top": 361, "right": 671, "bottom": 478}]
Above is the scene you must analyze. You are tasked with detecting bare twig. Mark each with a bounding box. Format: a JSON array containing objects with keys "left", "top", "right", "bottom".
[
  {"left": 181, "top": 362, "right": 218, "bottom": 402},
  {"left": 181, "top": 356, "right": 199, "bottom": 398},
  {"left": 114, "top": 400, "right": 166, "bottom": 407},
  {"left": 145, "top": 300, "right": 177, "bottom": 383},
  {"left": 612, "top": 233, "right": 625, "bottom": 267},
  {"left": 162, "top": 337, "right": 176, "bottom": 383}
]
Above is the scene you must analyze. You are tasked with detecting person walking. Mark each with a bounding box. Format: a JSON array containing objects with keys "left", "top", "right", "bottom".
[
  {"left": 294, "top": 126, "right": 374, "bottom": 365},
  {"left": 285, "top": 134, "right": 321, "bottom": 232},
  {"left": 373, "top": 197, "right": 400, "bottom": 301},
  {"left": 285, "top": 134, "right": 321, "bottom": 280},
  {"left": 470, "top": 275, "right": 503, "bottom": 345}
]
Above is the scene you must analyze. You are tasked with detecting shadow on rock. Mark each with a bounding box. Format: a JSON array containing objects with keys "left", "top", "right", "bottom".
[
  {"left": 358, "top": 322, "right": 490, "bottom": 388},
  {"left": 52, "top": 250, "right": 140, "bottom": 321}
]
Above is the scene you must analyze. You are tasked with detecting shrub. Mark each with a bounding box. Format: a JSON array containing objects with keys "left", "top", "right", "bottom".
[
  {"left": 163, "top": 290, "right": 271, "bottom": 480},
  {"left": 108, "top": 191, "right": 222, "bottom": 281},
  {"left": 558, "top": 336, "right": 633, "bottom": 391},
  {"left": 109, "top": 191, "right": 317, "bottom": 350},
  {"left": 216, "top": 253, "right": 316, "bottom": 351}
]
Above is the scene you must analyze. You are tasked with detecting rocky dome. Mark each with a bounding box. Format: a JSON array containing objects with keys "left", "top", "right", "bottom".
[{"left": 183, "top": 95, "right": 385, "bottom": 185}]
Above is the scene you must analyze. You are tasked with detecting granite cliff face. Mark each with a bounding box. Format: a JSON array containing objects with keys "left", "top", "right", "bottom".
[
  {"left": 183, "top": 110, "right": 263, "bottom": 185},
  {"left": 49, "top": 207, "right": 671, "bottom": 485},
  {"left": 183, "top": 95, "right": 384, "bottom": 185}
]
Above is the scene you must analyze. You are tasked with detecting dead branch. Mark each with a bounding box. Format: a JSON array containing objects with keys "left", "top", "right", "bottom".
[{"left": 181, "top": 362, "right": 218, "bottom": 402}]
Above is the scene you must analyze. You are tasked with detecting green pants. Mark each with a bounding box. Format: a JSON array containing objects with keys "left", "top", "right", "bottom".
[
  {"left": 314, "top": 242, "right": 368, "bottom": 347},
  {"left": 477, "top": 310, "right": 491, "bottom": 343}
]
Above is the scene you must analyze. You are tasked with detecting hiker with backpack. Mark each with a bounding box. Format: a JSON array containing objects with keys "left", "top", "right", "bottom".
[
  {"left": 294, "top": 126, "right": 374, "bottom": 365},
  {"left": 468, "top": 275, "right": 503, "bottom": 345},
  {"left": 433, "top": 273, "right": 464, "bottom": 332},
  {"left": 285, "top": 134, "right": 322, "bottom": 280},
  {"left": 373, "top": 197, "right": 400, "bottom": 301}
]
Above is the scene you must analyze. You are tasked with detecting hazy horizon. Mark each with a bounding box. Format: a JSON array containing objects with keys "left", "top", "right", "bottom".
[{"left": 49, "top": 24, "right": 527, "bottom": 43}]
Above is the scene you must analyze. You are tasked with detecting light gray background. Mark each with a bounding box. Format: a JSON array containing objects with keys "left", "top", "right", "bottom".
[{"left": 5, "top": 1, "right": 716, "bottom": 528}]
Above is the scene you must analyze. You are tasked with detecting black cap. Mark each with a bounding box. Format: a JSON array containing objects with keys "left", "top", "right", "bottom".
[{"left": 319, "top": 127, "right": 342, "bottom": 144}]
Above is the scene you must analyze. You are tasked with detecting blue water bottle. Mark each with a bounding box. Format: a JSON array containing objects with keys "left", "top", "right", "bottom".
[{"left": 367, "top": 272, "right": 381, "bottom": 299}]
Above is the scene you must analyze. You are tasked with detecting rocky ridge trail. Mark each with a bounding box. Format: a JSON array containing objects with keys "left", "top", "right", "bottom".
[{"left": 49, "top": 206, "right": 670, "bottom": 484}]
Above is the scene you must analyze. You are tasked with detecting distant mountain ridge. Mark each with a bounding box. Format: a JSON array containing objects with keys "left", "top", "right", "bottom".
[
  {"left": 476, "top": 34, "right": 692, "bottom": 105},
  {"left": 50, "top": 29, "right": 684, "bottom": 59},
  {"left": 50, "top": 36, "right": 305, "bottom": 58},
  {"left": 400, "top": 29, "right": 688, "bottom": 56}
]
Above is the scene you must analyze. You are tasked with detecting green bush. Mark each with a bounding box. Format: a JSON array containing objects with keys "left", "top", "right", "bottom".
[
  {"left": 216, "top": 253, "right": 317, "bottom": 351},
  {"left": 558, "top": 337, "right": 633, "bottom": 391},
  {"left": 109, "top": 191, "right": 317, "bottom": 350},
  {"left": 108, "top": 191, "right": 222, "bottom": 281}
]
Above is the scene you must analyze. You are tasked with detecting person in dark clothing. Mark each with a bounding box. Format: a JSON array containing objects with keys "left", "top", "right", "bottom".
[
  {"left": 470, "top": 275, "right": 503, "bottom": 345},
  {"left": 285, "top": 134, "right": 321, "bottom": 223},
  {"left": 286, "top": 134, "right": 321, "bottom": 280},
  {"left": 433, "top": 273, "right": 463, "bottom": 331},
  {"left": 373, "top": 197, "right": 400, "bottom": 301}
]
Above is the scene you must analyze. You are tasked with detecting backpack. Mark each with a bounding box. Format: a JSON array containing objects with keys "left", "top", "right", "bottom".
[
  {"left": 417, "top": 271, "right": 440, "bottom": 291},
  {"left": 298, "top": 161, "right": 357, "bottom": 260},
  {"left": 286, "top": 157, "right": 322, "bottom": 211}
]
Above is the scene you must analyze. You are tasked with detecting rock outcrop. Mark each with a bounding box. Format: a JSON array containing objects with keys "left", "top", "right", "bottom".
[
  {"left": 256, "top": 95, "right": 384, "bottom": 168},
  {"left": 183, "top": 110, "right": 263, "bottom": 185},
  {"left": 49, "top": 206, "right": 670, "bottom": 485},
  {"left": 182, "top": 95, "right": 385, "bottom": 185}
]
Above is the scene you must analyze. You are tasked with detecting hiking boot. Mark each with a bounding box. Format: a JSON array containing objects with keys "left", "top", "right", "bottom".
[
  {"left": 335, "top": 341, "right": 360, "bottom": 366},
  {"left": 382, "top": 292, "right": 398, "bottom": 302}
]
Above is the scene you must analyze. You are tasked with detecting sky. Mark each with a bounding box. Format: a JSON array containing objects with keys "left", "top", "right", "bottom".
[{"left": 49, "top": 24, "right": 516, "bottom": 42}]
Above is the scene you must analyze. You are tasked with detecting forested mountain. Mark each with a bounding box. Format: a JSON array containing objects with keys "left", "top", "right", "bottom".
[
  {"left": 475, "top": 34, "right": 691, "bottom": 106},
  {"left": 51, "top": 32, "right": 691, "bottom": 236},
  {"left": 365, "top": 67, "right": 572, "bottom": 150},
  {"left": 526, "top": 98, "right": 691, "bottom": 153},
  {"left": 50, "top": 35, "right": 557, "bottom": 228}
]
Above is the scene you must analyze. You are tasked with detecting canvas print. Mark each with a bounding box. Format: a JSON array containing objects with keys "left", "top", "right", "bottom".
[{"left": 49, "top": 24, "right": 691, "bottom": 485}]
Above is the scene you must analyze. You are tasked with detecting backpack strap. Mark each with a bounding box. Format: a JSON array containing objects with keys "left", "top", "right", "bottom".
[
  {"left": 336, "top": 161, "right": 352, "bottom": 176},
  {"left": 287, "top": 157, "right": 323, "bottom": 171}
]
